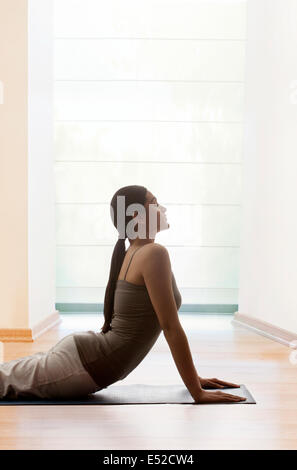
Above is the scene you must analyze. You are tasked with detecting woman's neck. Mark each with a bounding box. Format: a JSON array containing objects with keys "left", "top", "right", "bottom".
[{"left": 127, "top": 238, "right": 155, "bottom": 249}]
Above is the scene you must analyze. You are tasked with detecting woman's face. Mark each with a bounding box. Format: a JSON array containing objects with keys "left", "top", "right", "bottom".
[{"left": 144, "top": 190, "right": 169, "bottom": 234}]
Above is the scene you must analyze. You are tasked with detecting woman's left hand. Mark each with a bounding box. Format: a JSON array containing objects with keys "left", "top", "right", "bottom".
[{"left": 200, "top": 377, "right": 240, "bottom": 389}]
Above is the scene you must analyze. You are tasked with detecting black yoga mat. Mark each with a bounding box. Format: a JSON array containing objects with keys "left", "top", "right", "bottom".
[{"left": 0, "top": 384, "right": 256, "bottom": 405}]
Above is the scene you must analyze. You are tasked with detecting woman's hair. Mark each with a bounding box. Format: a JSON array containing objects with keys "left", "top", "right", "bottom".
[{"left": 101, "top": 185, "right": 147, "bottom": 333}]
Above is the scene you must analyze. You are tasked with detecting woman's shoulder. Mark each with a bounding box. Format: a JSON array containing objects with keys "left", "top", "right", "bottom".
[
  {"left": 141, "top": 243, "right": 170, "bottom": 269},
  {"left": 145, "top": 242, "right": 168, "bottom": 253},
  {"left": 141, "top": 243, "right": 169, "bottom": 261}
]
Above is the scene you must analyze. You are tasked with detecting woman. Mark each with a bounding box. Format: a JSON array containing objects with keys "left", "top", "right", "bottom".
[{"left": 0, "top": 185, "right": 245, "bottom": 403}]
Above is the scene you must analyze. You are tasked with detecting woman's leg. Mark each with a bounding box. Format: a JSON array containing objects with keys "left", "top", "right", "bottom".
[{"left": 0, "top": 333, "right": 101, "bottom": 399}]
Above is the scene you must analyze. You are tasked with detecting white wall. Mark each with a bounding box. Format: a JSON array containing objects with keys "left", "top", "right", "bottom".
[
  {"left": 0, "top": 0, "right": 56, "bottom": 332},
  {"left": 54, "top": 0, "right": 247, "bottom": 306},
  {"left": 0, "top": 0, "right": 28, "bottom": 328},
  {"left": 28, "top": 0, "right": 56, "bottom": 328},
  {"left": 238, "top": 0, "right": 297, "bottom": 334}
]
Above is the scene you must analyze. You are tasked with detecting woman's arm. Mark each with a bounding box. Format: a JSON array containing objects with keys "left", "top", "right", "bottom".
[
  {"left": 164, "top": 327, "right": 245, "bottom": 403},
  {"left": 163, "top": 326, "right": 203, "bottom": 401},
  {"left": 142, "top": 244, "right": 246, "bottom": 404},
  {"left": 141, "top": 244, "right": 202, "bottom": 400}
]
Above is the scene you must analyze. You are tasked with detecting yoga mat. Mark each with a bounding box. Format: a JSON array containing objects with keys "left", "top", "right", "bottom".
[{"left": 0, "top": 384, "right": 256, "bottom": 405}]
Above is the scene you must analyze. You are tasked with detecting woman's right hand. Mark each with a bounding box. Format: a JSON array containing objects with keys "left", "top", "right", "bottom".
[{"left": 193, "top": 390, "right": 247, "bottom": 404}]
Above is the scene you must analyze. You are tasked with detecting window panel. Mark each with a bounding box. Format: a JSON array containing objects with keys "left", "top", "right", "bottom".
[
  {"left": 55, "top": 81, "right": 244, "bottom": 121},
  {"left": 56, "top": 204, "right": 241, "bottom": 247},
  {"left": 55, "top": 287, "right": 239, "bottom": 304},
  {"left": 56, "top": 245, "right": 239, "bottom": 289},
  {"left": 54, "top": 39, "right": 245, "bottom": 81},
  {"left": 54, "top": 0, "right": 246, "bottom": 39},
  {"left": 54, "top": 0, "right": 247, "bottom": 304},
  {"left": 55, "top": 122, "right": 243, "bottom": 163},
  {"left": 54, "top": 161, "right": 241, "bottom": 205}
]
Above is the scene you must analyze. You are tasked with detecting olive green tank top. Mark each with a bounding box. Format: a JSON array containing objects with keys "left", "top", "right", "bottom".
[{"left": 73, "top": 245, "right": 182, "bottom": 390}]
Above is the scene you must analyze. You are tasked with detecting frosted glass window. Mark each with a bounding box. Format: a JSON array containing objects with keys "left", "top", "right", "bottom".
[{"left": 54, "top": 0, "right": 247, "bottom": 305}]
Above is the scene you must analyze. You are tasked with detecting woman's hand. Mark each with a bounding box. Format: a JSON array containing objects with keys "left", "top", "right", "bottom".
[
  {"left": 199, "top": 377, "right": 240, "bottom": 389},
  {"left": 193, "top": 390, "right": 246, "bottom": 404}
]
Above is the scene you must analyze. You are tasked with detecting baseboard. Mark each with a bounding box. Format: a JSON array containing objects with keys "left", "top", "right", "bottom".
[
  {"left": 0, "top": 310, "right": 61, "bottom": 342},
  {"left": 233, "top": 312, "right": 297, "bottom": 346},
  {"left": 32, "top": 310, "right": 61, "bottom": 340},
  {"left": 0, "top": 328, "right": 33, "bottom": 343}
]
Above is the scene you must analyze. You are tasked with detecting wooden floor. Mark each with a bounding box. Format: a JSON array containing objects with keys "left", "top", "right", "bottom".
[{"left": 0, "top": 313, "right": 296, "bottom": 450}]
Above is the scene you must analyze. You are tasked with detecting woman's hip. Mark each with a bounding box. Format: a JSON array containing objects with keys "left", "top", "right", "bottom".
[{"left": 0, "top": 333, "right": 100, "bottom": 399}]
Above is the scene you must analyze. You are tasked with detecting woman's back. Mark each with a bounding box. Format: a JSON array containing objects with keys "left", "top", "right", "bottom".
[
  {"left": 73, "top": 243, "right": 182, "bottom": 390},
  {"left": 117, "top": 243, "right": 155, "bottom": 286}
]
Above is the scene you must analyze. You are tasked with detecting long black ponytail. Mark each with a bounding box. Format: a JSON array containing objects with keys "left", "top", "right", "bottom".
[{"left": 101, "top": 185, "right": 147, "bottom": 333}]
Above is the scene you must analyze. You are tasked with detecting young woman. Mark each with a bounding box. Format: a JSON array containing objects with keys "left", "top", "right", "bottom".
[{"left": 0, "top": 185, "right": 245, "bottom": 403}]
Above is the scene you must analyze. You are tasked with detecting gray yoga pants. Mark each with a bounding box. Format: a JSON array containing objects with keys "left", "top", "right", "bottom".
[{"left": 0, "top": 333, "right": 101, "bottom": 400}]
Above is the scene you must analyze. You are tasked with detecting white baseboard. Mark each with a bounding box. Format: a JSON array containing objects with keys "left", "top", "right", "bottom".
[
  {"left": 233, "top": 312, "right": 297, "bottom": 347},
  {"left": 0, "top": 310, "right": 61, "bottom": 342}
]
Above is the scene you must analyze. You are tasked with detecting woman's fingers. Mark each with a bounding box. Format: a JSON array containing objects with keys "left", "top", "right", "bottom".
[
  {"left": 210, "top": 382, "right": 224, "bottom": 388},
  {"left": 207, "top": 381, "right": 224, "bottom": 389},
  {"left": 211, "top": 378, "right": 240, "bottom": 388},
  {"left": 217, "top": 392, "right": 246, "bottom": 402},
  {"left": 195, "top": 390, "right": 247, "bottom": 404}
]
